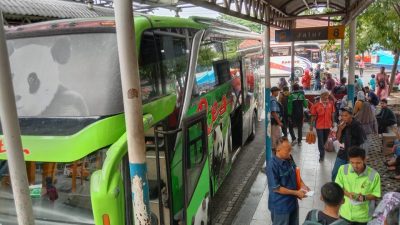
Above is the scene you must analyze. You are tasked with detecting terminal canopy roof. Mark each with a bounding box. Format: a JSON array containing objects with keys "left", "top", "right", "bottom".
[
  {"left": 182, "top": 0, "right": 375, "bottom": 29},
  {"left": 2, "top": 0, "right": 375, "bottom": 29}
]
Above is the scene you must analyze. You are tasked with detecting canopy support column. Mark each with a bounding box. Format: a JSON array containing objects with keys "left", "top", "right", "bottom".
[
  {"left": 264, "top": 6, "right": 272, "bottom": 162},
  {"left": 340, "top": 38, "right": 345, "bottom": 79},
  {"left": 348, "top": 18, "right": 357, "bottom": 106},
  {"left": 0, "top": 13, "right": 35, "bottom": 225},
  {"left": 114, "top": 1, "right": 152, "bottom": 224},
  {"left": 290, "top": 21, "right": 296, "bottom": 85}
]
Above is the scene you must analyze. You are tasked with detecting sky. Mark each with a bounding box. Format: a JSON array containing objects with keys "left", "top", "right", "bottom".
[{"left": 148, "top": 7, "right": 220, "bottom": 18}]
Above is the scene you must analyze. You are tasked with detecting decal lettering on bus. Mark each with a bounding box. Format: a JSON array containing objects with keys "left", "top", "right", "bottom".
[
  {"left": 196, "top": 95, "right": 230, "bottom": 134},
  {"left": 0, "top": 139, "right": 30, "bottom": 155}
]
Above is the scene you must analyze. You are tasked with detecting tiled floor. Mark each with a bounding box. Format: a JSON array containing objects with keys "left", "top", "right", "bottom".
[{"left": 233, "top": 139, "right": 338, "bottom": 225}]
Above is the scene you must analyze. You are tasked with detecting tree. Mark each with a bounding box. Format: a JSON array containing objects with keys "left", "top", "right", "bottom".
[{"left": 361, "top": 0, "right": 400, "bottom": 92}]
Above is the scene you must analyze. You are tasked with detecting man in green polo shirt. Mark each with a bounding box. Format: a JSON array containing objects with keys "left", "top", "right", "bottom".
[{"left": 335, "top": 146, "right": 381, "bottom": 225}]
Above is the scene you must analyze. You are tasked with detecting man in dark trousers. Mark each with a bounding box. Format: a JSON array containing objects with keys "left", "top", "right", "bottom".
[
  {"left": 331, "top": 107, "right": 366, "bottom": 181},
  {"left": 310, "top": 90, "right": 336, "bottom": 162},
  {"left": 280, "top": 86, "right": 296, "bottom": 141},
  {"left": 266, "top": 138, "right": 310, "bottom": 225},
  {"left": 288, "top": 83, "right": 308, "bottom": 146},
  {"left": 376, "top": 99, "right": 397, "bottom": 133}
]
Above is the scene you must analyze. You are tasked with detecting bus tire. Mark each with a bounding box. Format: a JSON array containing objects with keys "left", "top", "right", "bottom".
[
  {"left": 248, "top": 111, "right": 257, "bottom": 141},
  {"left": 294, "top": 67, "right": 303, "bottom": 77}
]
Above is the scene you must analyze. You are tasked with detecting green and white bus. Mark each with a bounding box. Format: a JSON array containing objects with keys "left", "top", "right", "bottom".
[{"left": 0, "top": 15, "right": 263, "bottom": 225}]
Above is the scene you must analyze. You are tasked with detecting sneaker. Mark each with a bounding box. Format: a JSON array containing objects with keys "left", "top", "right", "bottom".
[
  {"left": 319, "top": 157, "right": 324, "bottom": 163},
  {"left": 298, "top": 141, "right": 302, "bottom": 146},
  {"left": 291, "top": 139, "right": 297, "bottom": 146}
]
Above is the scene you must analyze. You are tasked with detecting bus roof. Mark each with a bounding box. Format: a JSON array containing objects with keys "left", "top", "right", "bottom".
[{"left": 6, "top": 15, "right": 261, "bottom": 40}]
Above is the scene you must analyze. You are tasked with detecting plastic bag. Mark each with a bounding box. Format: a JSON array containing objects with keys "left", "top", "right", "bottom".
[
  {"left": 333, "top": 140, "right": 341, "bottom": 152},
  {"left": 306, "top": 131, "right": 316, "bottom": 144},
  {"left": 324, "top": 138, "right": 335, "bottom": 152}
]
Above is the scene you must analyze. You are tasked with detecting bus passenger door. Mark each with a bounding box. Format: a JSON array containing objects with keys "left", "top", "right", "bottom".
[
  {"left": 182, "top": 110, "right": 210, "bottom": 225},
  {"left": 241, "top": 57, "right": 252, "bottom": 141}
]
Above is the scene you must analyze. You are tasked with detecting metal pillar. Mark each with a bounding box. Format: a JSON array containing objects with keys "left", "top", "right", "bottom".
[
  {"left": 114, "top": 2, "right": 151, "bottom": 224},
  {"left": 348, "top": 18, "right": 357, "bottom": 106},
  {"left": 290, "top": 21, "right": 296, "bottom": 85},
  {"left": 291, "top": 41, "right": 295, "bottom": 85},
  {"left": 0, "top": 13, "right": 35, "bottom": 225},
  {"left": 264, "top": 23, "right": 272, "bottom": 162},
  {"left": 340, "top": 38, "right": 345, "bottom": 79}
]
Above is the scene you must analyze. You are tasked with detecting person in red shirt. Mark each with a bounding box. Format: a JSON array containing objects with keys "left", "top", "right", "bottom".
[
  {"left": 310, "top": 90, "right": 336, "bottom": 162},
  {"left": 301, "top": 69, "right": 311, "bottom": 90}
]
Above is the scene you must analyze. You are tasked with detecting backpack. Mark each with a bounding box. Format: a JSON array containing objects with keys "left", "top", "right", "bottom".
[
  {"left": 303, "top": 210, "right": 348, "bottom": 225},
  {"left": 292, "top": 94, "right": 305, "bottom": 121},
  {"left": 271, "top": 99, "right": 283, "bottom": 125}
]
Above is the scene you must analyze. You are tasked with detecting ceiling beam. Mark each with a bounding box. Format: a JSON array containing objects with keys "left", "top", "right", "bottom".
[
  {"left": 302, "top": 0, "right": 310, "bottom": 10},
  {"left": 272, "top": 12, "right": 345, "bottom": 20},
  {"left": 181, "top": 0, "right": 290, "bottom": 29},
  {"left": 290, "top": 2, "right": 344, "bottom": 15}
]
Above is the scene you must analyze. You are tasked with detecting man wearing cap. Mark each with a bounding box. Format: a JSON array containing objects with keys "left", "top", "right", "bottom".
[
  {"left": 331, "top": 106, "right": 366, "bottom": 181},
  {"left": 310, "top": 90, "right": 335, "bottom": 162},
  {"left": 271, "top": 86, "right": 283, "bottom": 150}
]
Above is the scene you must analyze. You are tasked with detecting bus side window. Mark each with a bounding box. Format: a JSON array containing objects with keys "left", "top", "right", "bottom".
[
  {"left": 139, "top": 32, "right": 161, "bottom": 103},
  {"left": 154, "top": 30, "right": 192, "bottom": 99},
  {"left": 193, "top": 42, "right": 223, "bottom": 96}
]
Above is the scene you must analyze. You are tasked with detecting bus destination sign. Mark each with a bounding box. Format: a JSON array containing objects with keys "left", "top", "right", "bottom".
[{"left": 275, "top": 25, "right": 345, "bottom": 42}]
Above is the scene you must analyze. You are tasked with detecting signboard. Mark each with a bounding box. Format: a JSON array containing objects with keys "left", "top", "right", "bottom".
[{"left": 275, "top": 25, "right": 345, "bottom": 42}]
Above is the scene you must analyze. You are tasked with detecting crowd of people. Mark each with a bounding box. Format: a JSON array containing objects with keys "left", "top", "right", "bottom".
[{"left": 266, "top": 66, "right": 400, "bottom": 225}]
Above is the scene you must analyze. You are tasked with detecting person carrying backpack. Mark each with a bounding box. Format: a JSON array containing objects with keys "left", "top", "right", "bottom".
[
  {"left": 303, "top": 182, "right": 349, "bottom": 225},
  {"left": 280, "top": 87, "right": 296, "bottom": 141},
  {"left": 288, "top": 83, "right": 308, "bottom": 146}
]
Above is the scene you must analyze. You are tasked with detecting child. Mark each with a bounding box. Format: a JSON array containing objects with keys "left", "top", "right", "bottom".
[
  {"left": 45, "top": 177, "right": 58, "bottom": 202},
  {"left": 303, "top": 182, "right": 348, "bottom": 225},
  {"left": 369, "top": 74, "right": 376, "bottom": 92}
]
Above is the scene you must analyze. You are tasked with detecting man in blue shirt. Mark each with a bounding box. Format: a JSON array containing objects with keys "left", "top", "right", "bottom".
[
  {"left": 267, "top": 138, "right": 310, "bottom": 225},
  {"left": 271, "top": 86, "right": 283, "bottom": 150}
]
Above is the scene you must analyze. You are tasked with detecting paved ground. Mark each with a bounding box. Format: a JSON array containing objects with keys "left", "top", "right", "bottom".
[
  {"left": 232, "top": 125, "right": 335, "bottom": 225},
  {"left": 212, "top": 72, "right": 400, "bottom": 225},
  {"left": 210, "top": 120, "right": 266, "bottom": 225},
  {"left": 232, "top": 123, "right": 400, "bottom": 225}
]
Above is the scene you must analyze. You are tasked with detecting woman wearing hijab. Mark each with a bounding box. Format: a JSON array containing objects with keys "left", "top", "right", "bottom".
[
  {"left": 354, "top": 99, "right": 378, "bottom": 135},
  {"left": 353, "top": 91, "right": 366, "bottom": 115}
]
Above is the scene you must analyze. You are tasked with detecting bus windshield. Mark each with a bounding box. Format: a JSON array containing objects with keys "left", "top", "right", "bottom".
[{"left": 7, "top": 33, "right": 123, "bottom": 117}]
